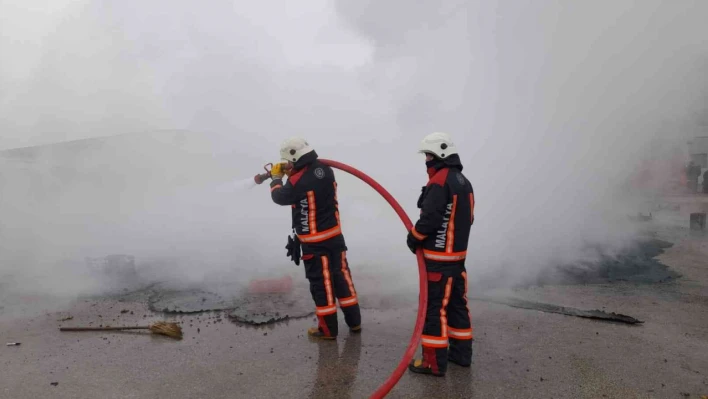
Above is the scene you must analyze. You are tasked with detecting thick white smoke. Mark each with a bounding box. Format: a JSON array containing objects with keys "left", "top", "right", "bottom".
[{"left": 1, "top": 1, "right": 707, "bottom": 302}]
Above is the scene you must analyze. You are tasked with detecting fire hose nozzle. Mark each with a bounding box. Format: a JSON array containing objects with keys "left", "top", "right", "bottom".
[
  {"left": 254, "top": 172, "right": 270, "bottom": 185},
  {"left": 254, "top": 163, "right": 274, "bottom": 185}
]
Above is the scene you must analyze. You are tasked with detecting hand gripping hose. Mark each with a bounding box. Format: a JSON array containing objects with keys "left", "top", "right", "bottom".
[{"left": 319, "top": 159, "right": 427, "bottom": 399}]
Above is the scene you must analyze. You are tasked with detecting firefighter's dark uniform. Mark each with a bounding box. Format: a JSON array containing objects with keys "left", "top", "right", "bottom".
[
  {"left": 407, "top": 154, "right": 474, "bottom": 376},
  {"left": 270, "top": 150, "right": 361, "bottom": 338}
]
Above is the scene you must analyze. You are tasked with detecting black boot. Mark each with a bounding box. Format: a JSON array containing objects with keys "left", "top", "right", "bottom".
[
  {"left": 448, "top": 338, "right": 473, "bottom": 367},
  {"left": 408, "top": 347, "right": 446, "bottom": 377}
]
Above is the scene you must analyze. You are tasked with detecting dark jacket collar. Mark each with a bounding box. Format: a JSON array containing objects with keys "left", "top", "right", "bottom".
[
  {"left": 293, "top": 150, "right": 318, "bottom": 171},
  {"left": 426, "top": 154, "right": 463, "bottom": 178}
]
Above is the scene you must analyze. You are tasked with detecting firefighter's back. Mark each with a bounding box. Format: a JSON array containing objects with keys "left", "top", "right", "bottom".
[
  {"left": 421, "top": 166, "right": 474, "bottom": 265},
  {"left": 290, "top": 159, "right": 346, "bottom": 253}
]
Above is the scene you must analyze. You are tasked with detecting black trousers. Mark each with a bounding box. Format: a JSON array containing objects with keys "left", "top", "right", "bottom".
[
  {"left": 303, "top": 249, "right": 361, "bottom": 336},
  {"left": 420, "top": 263, "right": 473, "bottom": 374}
]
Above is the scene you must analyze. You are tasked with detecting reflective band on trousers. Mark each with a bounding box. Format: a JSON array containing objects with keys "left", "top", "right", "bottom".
[
  {"left": 421, "top": 335, "right": 448, "bottom": 348},
  {"left": 448, "top": 327, "right": 473, "bottom": 339},
  {"left": 338, "top": 295, "right": 358, "bottom": 307},
  {"left": 316, "top": 305, "right": 337, "bottom": 316},
  {"left": 423, "top": 250, "right": 467, "bottom": 262},
  {"left": 298, "top": 225, "right": 342, "bottom": 243},
  {"left": 341, "top": 252, "right": 357, "bottom": 296},
  {"left": 321, "top": 255, "right": 334, "bottom": 306}
]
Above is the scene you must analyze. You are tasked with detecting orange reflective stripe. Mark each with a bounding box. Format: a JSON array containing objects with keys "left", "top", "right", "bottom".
[
  {"left": 341, "top": 252, "right": 356, "bottom": 296},
  {"left": 321, "top": 255, "right": 334, "bottom": 306},
  {"left": 423, "top": 250, "right": 467, "bottom": 262},
  {"left": 469, "top": 193, "right": 475, "bottom": 223},
  {"left": 315, "top": 305, "right": 337, "bottom": 315},
  {"left": 446, "top": 195, "right": 458, "bottom": 253},
  {"left": 421, "top": 334, "right": 448, "bottom": 348},
  {"left": 448, "top": 326, "right": 473, "bottom": 339},
  {"left": 440, "top": 277, "right": 452, "bottom": 338},
  {"left": 307, "top": 191, "right": 317, "bottom": 233},
  {"left": 338, "top": 295, "right": 358, "bottom": 307},
  {"left": 298, "top": 225, "right": 342, "bottom": 243},
  {"left": 411, "top": 227, "right": 427, "bottom": 241},
  {"left": 270, "top": 185, "right": 282, "bottom": 192}
]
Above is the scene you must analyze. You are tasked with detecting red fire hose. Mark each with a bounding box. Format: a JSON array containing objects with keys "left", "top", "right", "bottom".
[{"left": 319, "top": 159, "right": 427, "bottom": 399}]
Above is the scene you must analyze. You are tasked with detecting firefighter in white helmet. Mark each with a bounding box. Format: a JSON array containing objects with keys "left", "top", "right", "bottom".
[
  {"left": 407, "top": 132, "right": 475, "bottom": 376},
  {"left": 268, "top": 137, "right": 362, "bottom": 339}
]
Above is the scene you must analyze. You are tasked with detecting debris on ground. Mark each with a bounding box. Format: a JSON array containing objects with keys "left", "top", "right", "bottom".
[
  {"left": 535, "top": 239, "right": 678, "bottom": 286},
  {"left": 149, "top": 289, "right": 236, "bottom": 314},
  {"left": 50, "top": 382, "right": 58, "bottom": 386},
  {"left": 139, "top": 281, "right": 314, "bottom": 325},
  {"left": 472, "top": 296, "right": 643, "bottom": 324},
  {"left": 6, "top": 342, "right": 21, "bottom": 346},
  {"left": 473, "top": 238, "right": 679, "bottom": 291},
  {"left": 96, "top": 238, "right": 673, "bottom": 329},
  {"left": 57, "top": 316, "right": 73, "bottom": 321}
]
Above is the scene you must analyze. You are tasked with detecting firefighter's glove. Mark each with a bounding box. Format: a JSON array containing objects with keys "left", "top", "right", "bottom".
[
  {"left": 286, "top": 235, "right": 302, "bottom": 266},
  {"left": 407, "top": 230, "right": 423, "bottom": 254},
  {"left": 271, "top": 162, "right": 286, "bottom": 180}
]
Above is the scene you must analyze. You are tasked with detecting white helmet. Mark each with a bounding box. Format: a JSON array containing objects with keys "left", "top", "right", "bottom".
[
  {"left": 280, "top": 137, "right": 314, "bottom": 163},
  {"left": 418, "top": 132, "right": 458, "bottom": 159}
]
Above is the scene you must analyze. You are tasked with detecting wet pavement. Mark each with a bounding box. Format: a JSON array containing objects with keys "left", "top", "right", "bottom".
[{"left": 2, "top": 220, "right": 708, "bottom": 398}]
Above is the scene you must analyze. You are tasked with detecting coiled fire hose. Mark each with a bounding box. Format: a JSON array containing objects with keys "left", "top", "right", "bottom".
[
  {"left": 318, "top": 159, "right": 428, "bottom": 398},
  {"left": 255, "top": 158, "right": 428, "bottom": 398}
]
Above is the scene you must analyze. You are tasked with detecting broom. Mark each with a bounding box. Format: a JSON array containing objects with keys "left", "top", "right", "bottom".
[{"left": 59, "top": 321, "right": 183, "bottom": 340}]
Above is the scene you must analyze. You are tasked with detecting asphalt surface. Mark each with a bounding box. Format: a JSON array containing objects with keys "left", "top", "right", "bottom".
[{"left": 1, "top": 219, "right": 708, "bottom": 398}]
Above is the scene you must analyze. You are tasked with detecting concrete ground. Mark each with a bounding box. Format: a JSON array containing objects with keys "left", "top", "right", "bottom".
[{"left": 1, "top": 221, "right": 708, "bottom": 398}]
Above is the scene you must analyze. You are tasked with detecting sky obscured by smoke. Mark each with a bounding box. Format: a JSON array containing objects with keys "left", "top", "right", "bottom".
[{"left": 1, "top": 0, "right": 707, "bottom": 300}]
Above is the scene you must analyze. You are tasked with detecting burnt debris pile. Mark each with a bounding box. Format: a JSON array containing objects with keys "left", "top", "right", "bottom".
[
  {"left": 100, "top": 238, "right": 678, "bottom": 326},
  {"left": 108, "top": 272, "right": 413, "bottom": 325},
  {"left": 144, "top": 282, "right": 314, "bottom": 325},
  {"left": 536, "top": 239, "right": 678, "bottom": 286}
]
